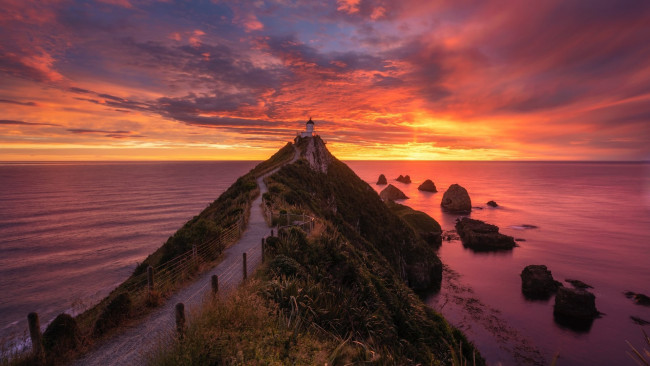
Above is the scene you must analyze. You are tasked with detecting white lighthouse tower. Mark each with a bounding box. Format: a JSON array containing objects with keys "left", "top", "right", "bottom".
[{"left": 300, "top": 117, "right": 315, "bottom": 137}]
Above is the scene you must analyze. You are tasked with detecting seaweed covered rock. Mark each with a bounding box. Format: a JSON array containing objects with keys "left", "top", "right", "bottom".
[
  {"left": 441, "top": 184, "right": 471, "bottom": 213},
  {"left": 376, "top": 174, "right": 387, "bottom": 185},
  {"left": 455, "top": 217, "right": 516, "bottom": 251},
  {"left": 93, "top": 292, "right": 132, "bottom": 336},
  {"left": 418, "top": 179, "right": 437, "bottom": 192},
  {"left": 625, "top": 291, "right": 650, "bottom": 306},
  {"left": 554, "top": 287, "right": 599, "bottom": 328},
  {"left": 396, "top": 174, "right": 412, "bottom": 184},
  {"left": 43, "top": 313, "right": 80, "bottom": 355},
  {"left": 379, "top": 184, "right": 409, "bottom": 201},
  {"left": 521, "top": 265, "right": 562, "bottom": 299}
]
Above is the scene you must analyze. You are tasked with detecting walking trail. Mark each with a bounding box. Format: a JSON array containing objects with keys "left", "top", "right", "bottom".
[{"left": 72, "top": 147, "right": 299, "bottom": 366}]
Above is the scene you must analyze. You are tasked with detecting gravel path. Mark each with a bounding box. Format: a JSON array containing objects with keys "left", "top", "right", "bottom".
[{"left": 72, "top": 149, "right": 297, "bottom": 366}]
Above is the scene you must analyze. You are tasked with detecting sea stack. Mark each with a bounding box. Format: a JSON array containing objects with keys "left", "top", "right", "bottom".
[
  {"left": 521, "top": 265, "right": 562, "bottom": 299},
  {"left": 554, "top": 287, "right": 600, "bottom": 324},
  {"left": 455, "top": 217, "right": 516, "bottom": 251},
  {"left": 380, "top": 184, "right": 409, "bottom": 201},
  {"left": 441, "top": 184, "right": 471, "bottom": 213},
  {"left": 396, "top": 175, "right": 411, "bottom": 184},
  {"left": 418, "top": 179, "right": 437, "bottom": 192},
  {"left": 377, "top": 174, "right": 387, "bottom": 185}
]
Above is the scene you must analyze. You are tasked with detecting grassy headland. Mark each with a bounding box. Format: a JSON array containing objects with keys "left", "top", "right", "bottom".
[{"left": 151, "top": 136, "right": 483, "bottom": 365}]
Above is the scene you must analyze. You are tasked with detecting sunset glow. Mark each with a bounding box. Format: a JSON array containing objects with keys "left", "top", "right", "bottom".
[{"left": 1, "top": 0, "right": 648, "bottom": 161}]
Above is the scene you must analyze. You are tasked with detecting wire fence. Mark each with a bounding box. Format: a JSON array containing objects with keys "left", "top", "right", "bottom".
[{"left": 119, "top": 217, "right": 246, "bottom": 300}]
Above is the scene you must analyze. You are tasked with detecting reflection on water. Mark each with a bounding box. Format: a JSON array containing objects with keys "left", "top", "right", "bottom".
[
  {"left": 0, "top": 161, "right": 256, "bottom": 344},
  {"left": 346, "top": 161, "right": 650, "bottom": 366}
]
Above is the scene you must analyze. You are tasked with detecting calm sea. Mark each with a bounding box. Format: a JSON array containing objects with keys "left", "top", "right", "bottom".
[{"left": 1, "top": 161, "right": 649, "bottom": 365}]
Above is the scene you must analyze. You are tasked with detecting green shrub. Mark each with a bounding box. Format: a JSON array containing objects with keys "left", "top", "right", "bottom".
[
  {"left": 93, "top": 292, "right": 131, "bottom": 336},
  {"left": 43, "top": 313, "right": 80, "bottom": 356}
]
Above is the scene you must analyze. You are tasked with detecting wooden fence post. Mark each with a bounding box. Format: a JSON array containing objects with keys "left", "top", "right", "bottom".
[
  {"left": 175, "top": 303, "right": 185, "bottom": 337},
  {"left": 27, "top": 312, "right": 44, "bottom": 363},
  {"left": 192, "top": 244, "right": 198, "bottom": 266},
  {"left": 147, "top": 266, "right": 154, "bottom": 292},
  {"left": 261, "top": 238, "right": 265, "bottom": 262},
  {"left": 211, "top": 274, "right": 219, "bottom": 295},
  {"left": 242, "top": 252, "right": 247, "bottom": 280}
]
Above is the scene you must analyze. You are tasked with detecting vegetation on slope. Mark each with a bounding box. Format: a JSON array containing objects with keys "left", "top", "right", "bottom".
[
  {"left": 151, "top": 137, "right": 483, "bottom": 365},
  {"left": 5, "top": 144, "right": 297, "bottom": 366}
]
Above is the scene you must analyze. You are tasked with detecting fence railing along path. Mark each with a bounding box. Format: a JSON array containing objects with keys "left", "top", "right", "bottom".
[{"left": 68, "top": 147, "right": 304, "bottom": 366}]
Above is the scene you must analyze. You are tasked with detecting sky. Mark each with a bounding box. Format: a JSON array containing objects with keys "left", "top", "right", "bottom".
[{"left": 0, "top": 0, "right": 648, "bottom": 161}]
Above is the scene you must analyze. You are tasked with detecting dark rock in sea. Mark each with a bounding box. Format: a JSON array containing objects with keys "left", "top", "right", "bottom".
[
  {"left": 631, "top": 316, "right": 650, "bottom": 326},
  {"left": 472, "top": 206, "right": 483, "bottom": 210},
  {"left": 455, "top": 217, "right": 516, "bottom": 251},
  {"left": 515, "top": 238, "right": 526, "bottom": 242},
  {"left": 418, "top": 179, "right": 437, "bottom": 192},
  {"left": 377, "top": 174, "right": 387, "bottom": 185},
  {"left": 521, "top": 265, "right": 562, "bottom": 300},
  {"left": 441, "top": 184, "right": 472, "bottom": 213},
  {"left": 442, "top": 230, "right": 460, "bottom": 241},
  {"left": 43, "top": 313, "right": 81, "bottom": 355},
  {"left": 379, "top": 184, "right": 409, "bottom": 201},
  {"left": 554, "top": 287, "right": 600, "bottom": 330},
  {"left": 487, "top": 200, "right": 498, "bottom": 207},
  {"left": 396, "top": 174, "right": 412, "bottom": 184},
  {"left": 625, "top": 291, "right": 650, "bottom": 306},
  {"left": 521, "top": 224, "right": 538, "bottom": 229},
  {"left": 566, "top": 279, "right": 593, "bottom": 290}
]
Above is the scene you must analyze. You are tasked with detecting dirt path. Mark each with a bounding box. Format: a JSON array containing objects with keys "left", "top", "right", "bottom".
[{"left": 72, "top": 147, "right": 299, "bottom": 366}]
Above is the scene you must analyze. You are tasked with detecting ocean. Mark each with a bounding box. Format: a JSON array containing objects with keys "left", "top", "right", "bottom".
[{"left": 1, "top": 160, "right": 649, "bottom": 365}]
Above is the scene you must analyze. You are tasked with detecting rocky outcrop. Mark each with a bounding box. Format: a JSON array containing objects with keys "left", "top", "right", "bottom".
[
  {"left": 455, "top": 217, "right": 516, "bottom": 251},
  {"left": 298, "top": 135, "right": 332, "bottom": 174},
  {"left": 566, "top": 279, "right": 593, "bottom": 289},
  {"left": 487, "top": 200, "right": 498, "bottom": 207},
  {"left": 396, "top": 175, "right": 411, "bottom": 184},
  {"left": 521, "top": 265, "right": 562, "bottom": 299},
  {"left": 377, "top": 174, "right": 387, "bottom": 185},
  {"left": 554, "top": 287, "right": 599, "bottom": 323},
  {"left": 625, "top": 291, "right": 650, "bottom": 306},
  {"left": 441, "top": 184, "right": 471, "bottom": 213},
  {"left": 418, "top": 179, "right": 437, "bottom": 192},
  {"left": 379, "top": 184, "right": 409, "bottom": 201}
]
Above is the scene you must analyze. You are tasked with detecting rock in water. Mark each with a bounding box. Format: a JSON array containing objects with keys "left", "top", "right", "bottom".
[
  {"left": 455, "top": 217, "right": 516, "bottom": 251},
  {"left": 377, "top": 174, "right": 387, "bottom": 185},
  {"left": 565, "top": 279, "right": 593, "bottom": 289},
  {"left": 554, "top": 287, "right": 599, "bottom": 322},
  {"left": 521, "top": 265, "right": 562, "bottom": 299},
  {"left": 441, "top": 184, "right": 471, "bottom": 213},
  {"left": 379, "top": 184, "right": 409, "bottom": 201},
  {"left": 396, "top": 175, "right": 412, "bottom": 184},
  {"left": 418, "top": 179, "right": 437, "bottom": 192},
  {"left": 625, "top": 291, "right": 650, "bottom": 306},
  {"left": 487, "top": 200, "right": 498, "bottom": 207}
]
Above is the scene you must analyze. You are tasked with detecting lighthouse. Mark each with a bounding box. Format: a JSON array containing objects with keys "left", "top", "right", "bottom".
[{"left": 300, "top": 117, "right": 315, "bottom": 138}]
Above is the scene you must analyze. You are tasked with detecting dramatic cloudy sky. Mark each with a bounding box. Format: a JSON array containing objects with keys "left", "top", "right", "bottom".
[{"left": 1, "top": 0, "right": 648, "bottom": 160}]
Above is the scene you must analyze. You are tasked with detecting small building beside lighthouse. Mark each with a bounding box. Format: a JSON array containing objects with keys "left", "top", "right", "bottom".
[{"left": 300, "top": 117, "right": 315, "bottom": 138}]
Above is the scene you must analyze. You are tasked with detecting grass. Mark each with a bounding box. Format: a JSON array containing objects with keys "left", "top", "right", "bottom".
[
  {"left": 1, "top": 142, "right": 300, "bottom": 366},
  {"left": 147, "top": 279, "right": 366, "bottom": 366}
]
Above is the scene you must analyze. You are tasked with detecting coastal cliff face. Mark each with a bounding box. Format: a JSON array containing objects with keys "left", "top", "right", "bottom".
[
  {"left": 295, "top": 135, "right": 332, "bottom": 173},
  {"left": 260, "top": 137, "right": 482, "bottom": 364},
  {"left": 279, "top": 136, "right": 442, "bottom": 291}
]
